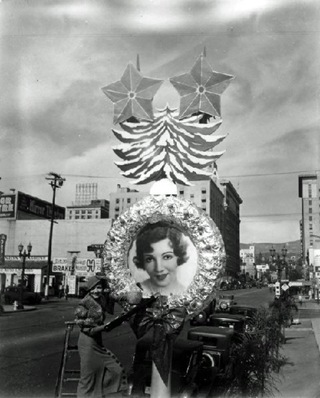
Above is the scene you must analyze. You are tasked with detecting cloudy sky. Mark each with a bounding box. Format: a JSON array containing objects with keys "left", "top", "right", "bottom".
[{"left": 0, "top": 0, "right": 319, "bottom": 243}]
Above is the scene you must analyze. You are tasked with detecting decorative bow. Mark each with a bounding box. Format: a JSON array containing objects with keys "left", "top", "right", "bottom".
[{"left": 135, "top": 301, "right": 187, "bottom": 386}]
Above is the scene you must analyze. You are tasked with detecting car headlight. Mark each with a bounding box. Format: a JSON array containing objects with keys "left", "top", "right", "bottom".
[
  {"left": 202, "top": 352, "right": 215, "bottom": 368},
  {"left": 220, "top": 302, "right": 228, "bottom": 310}
]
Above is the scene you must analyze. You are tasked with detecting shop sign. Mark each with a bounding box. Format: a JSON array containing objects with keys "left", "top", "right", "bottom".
[
  {"left": 66, "top": 275, "right": 76, "bottom": 295},
  {"left": 5, "top": 255, "right": 48, "bottom": 261},
  {"left": 0, "top": 268, "right": 41, "bottom": 274},
  {"left": 0, "top": 194, "right": 16, "bottom": 219},
  {"left": 52, "top": 258, "right": 71, "bottom": 273}
]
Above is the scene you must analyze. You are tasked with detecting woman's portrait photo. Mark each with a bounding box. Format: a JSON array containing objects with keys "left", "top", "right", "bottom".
[{"left": 127, "top": 221, "right": 198, "bottom": 296}]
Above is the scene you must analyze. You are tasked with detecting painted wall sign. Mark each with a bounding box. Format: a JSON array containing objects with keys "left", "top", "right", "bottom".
[{"left": 0, "top": 195, "right": 16, "bottom": 219}]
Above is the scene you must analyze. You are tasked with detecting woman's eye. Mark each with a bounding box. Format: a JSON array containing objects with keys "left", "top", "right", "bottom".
[
  {"left": 163, "top": 254, "right": 173, "bottom": 260},
  {"left": 145, "top": 257, "right": 154, "bottom": 263}
]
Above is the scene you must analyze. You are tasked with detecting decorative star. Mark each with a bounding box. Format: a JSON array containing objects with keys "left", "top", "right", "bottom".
[
  {"left": 169, "top": 55, "right": 234, "bottom": 120},
  {"left": 102, "top": 63, "right": 163, "bottom": 124}
]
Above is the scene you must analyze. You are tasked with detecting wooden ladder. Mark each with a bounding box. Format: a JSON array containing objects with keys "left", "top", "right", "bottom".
[{"left": 55, "top": 321, "right": 80, "bottom": 398}]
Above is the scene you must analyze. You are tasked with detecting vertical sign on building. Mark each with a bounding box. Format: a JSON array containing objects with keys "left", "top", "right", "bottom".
[{"left": 0, "top": 234, "right": 7, "bottom": 265}]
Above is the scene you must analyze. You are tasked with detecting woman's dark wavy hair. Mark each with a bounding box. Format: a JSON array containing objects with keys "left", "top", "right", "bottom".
[{"left": 134, "top": 222, "right": 189, "bottom": 269}]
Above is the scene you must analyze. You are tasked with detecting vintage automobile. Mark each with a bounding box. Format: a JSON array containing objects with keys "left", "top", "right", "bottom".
[
  {"left": 190, "top": 298, "right": 217, "bottom": 326},
  {"left": 207, "top": 313, "right": 247, "bottom": 333},
  {"left": 3, "top": 285, "right": 42, "bottom": 305},
  {"left": 229, "top": 304, "right": 257, "bottom": 320},
  {"left": 216, "top": 294, "right": 236, "bottom": 312},
  {"left": 187, "top": 326, "right": 238, "bottom": 385}
]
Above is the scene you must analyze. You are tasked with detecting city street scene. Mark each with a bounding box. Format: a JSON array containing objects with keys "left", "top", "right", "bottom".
[{"left": 0, "top": 1, "right": 319, "bottom": 398}]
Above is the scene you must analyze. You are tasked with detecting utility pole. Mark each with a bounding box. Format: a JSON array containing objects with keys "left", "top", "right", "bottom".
[{"left": 45, "top": 172, "right": 65, "bottom": 300}]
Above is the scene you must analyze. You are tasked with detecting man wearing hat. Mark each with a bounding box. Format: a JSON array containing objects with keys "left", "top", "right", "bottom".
[{"left": 74, "top": 275, "right": 127, "bottom": 397}]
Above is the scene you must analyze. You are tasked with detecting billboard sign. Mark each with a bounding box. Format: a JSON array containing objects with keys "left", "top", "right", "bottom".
[
  {"left": 17, "top": 191, "right": 65, "bottom": 220},
  {"left": 0, "top": 194, "right": 16, "bottom": 219},
  {"left": 75, "top": 258, "right": 102, "bottom": 277},
  {"left": 52, "top": 257, "right": 102, "bottom": 276},
  {"left": 52, "top": 258, "right": 72, "bottom": 273}
]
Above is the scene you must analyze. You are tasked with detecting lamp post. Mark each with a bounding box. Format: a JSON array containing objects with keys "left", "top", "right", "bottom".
[
  {"left": 45, "top": 172, "right": 65, "bottom": 300},
  {"left": 18, "top": 242, "right": 32, "bottom": 309},
  {"left": 270, "top": 246, "right": 288, "bottom": 282}
]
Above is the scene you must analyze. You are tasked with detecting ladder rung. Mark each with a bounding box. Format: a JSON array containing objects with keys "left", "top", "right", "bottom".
[
  {"left": 64, "top": 378, "right": 80, "bottom": 382},
  {"left": 67, "top": 345, "right": 78, "bottom": 351},
  {"left": 65, "top": 370, "right": 80, "bottom": 374},
  {"left": 61, "top": 393, "right": 77, "bottom": 396}
]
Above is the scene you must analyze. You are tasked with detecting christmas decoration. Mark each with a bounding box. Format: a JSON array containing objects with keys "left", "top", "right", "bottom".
[{"left": 102, "top": 62, "right": 163, "bottom": 124}]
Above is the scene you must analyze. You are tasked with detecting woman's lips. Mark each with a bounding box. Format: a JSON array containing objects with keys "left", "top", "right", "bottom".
[{"left": 155, "top": 274, "right": 168, "bottom": 281}]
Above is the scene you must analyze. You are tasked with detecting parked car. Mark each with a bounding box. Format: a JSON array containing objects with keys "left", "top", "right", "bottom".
[
  {"left": 207, "top": 313, "right": 247, "bottom": 333},
  {"left": 3, "top": 286, "right": 42, "bottom": 305},
  {"left": 188, "top": 326, "right": 238, "bottom": 384},
  {"left": 190, "top": 298, "right": 217, "bottom": 326},
  {"left": 229, "top": 305, "right": 257, "bottom": 320},
  {"left": 216, "top": 294, "right": 236, "bottom": 312}
]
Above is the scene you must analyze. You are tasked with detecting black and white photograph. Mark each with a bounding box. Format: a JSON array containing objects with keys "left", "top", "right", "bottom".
[{"left": 0, "top": 1, "right": 319, "bottom": 397}]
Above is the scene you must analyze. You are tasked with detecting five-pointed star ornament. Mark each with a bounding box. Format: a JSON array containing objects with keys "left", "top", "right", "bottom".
[
  {"left": 102, "top": 63, "right": 164, "bottom": 125},
  {"left": 169, "top": 55, "right": 234, "bottom": 120}
]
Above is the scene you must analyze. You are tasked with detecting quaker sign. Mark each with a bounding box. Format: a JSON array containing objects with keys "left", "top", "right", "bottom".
[
  {"left": 0, "top": 194, "right": 16, "bottom": 219},
  {"left": 75, "top": 258, "right": 102, "bottom": 277}
]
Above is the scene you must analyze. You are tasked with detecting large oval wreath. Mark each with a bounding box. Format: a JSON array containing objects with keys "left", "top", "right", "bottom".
[{"left": 103, "top": 195, "right": 225, "bottom": 316}]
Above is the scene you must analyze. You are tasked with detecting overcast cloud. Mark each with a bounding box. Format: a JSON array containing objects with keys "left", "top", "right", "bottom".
[{"left": 0, "top": 0, "right": 319, "bottom": 243}]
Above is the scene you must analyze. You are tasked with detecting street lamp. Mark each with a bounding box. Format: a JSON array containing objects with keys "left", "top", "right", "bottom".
[
  {"left": 17, "top": 242, "right": 32, "bottom": 309},
  {"left": 45, "top": 172, "right": 65, "bottom": 300},
  {"left": 270, "top": 246, "right": 288, "bottom": 282}
]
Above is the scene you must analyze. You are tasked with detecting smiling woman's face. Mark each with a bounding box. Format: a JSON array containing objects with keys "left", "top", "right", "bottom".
[{"left": 143, "top": 238, "right": 179, "bottom": 288}]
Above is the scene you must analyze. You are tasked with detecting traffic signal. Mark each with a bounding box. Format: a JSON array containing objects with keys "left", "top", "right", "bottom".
[{"left": 275, "top": 281, "right": 281, "bottom": 298}]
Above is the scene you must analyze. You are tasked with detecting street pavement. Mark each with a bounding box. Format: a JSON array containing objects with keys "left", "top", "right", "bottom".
[{"left": 1, "top": 296, "right": 320, "bottom": 398}]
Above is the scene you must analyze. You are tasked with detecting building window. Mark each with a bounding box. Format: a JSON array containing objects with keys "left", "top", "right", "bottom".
[
  {"left": 309, "top": 208, "right": 312, "bottom": 213},
  {"left": 201, "top": 199, "right": 206, "bottom": 203},
  {"left": 87, "top": 215, "right": 92, "bottom": 219},
  {"left": 309, "top": 224, "right": 313, "bottom": 230},
  {"left": 81, "top": 215, "right": 85, "bottom": 219},
  {"left": 116, "top": 198, "right": 120, "bottom": 204},
  {"left": 127, "top": 198, "right": 131, "bottom": 203},
  {"left": 81, "top": 210, "right": 86, "bottom": 214},
  {"left": 75, "top": 216, "right": 79, "bottom": 219},
  {"left": 309, "top": 200, "right": 312, "bottom": 205},
  {"left": 190, "top": 194, "right": 194, "bottom": 199},
  {"left": 309, "top": 216, "right": 312, "bottom": 221},
  {"left": 201, "top": 189, "right": 206, "bottom": 194},
  {"left": 179, "top": 190, "right": 184, "bottom": 195},
  {"left": 75, "top": 210, "right": 80, "bottom": 214},
  {"left": 115, "top": 207, "right": 119, "bottom": 212},
  {"left": 88, "top": 210, "right": 92, "bottom": 214}
]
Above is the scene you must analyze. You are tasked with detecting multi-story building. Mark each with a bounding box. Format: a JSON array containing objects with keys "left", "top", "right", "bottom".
[
  {"left": 177, "top": 174, "right": 242, "bottom": 276},
  {"left": 66, "top": 183, "right": 109, "bottom": 219},
  {"left": 109, "top": 184, "right": 146, "bottom": 219},
  {"left": 66, "top": 199, "right": 109, "bottom": 220},
  {"left": 240, "top": 245, "right": 255, "bottom": 277},
  {"left": 219, "top": 180, "right": 242, "bottom": 276},
  {"left": 298, "top": 173, "right": 320, "bottom": 278}
]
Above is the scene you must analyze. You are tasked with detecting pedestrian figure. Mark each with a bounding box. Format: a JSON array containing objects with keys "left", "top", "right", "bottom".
[
  {"left": 298, "top": 294, "right": 303, "bottom": 306},
  {"left": 74, "top": 275, "right": 127, "bottom": 397},
  {"left": 65, "top": 284, "right": 69, "bottom": 301}
]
